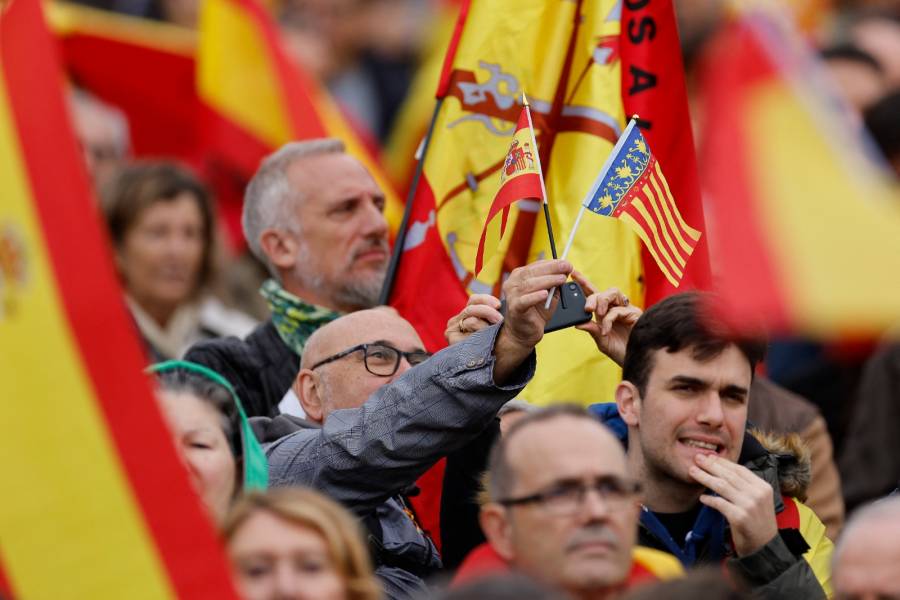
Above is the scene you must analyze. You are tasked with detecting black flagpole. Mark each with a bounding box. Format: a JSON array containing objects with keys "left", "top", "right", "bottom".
[{"left": 378, "top": 97, "right": 446, "bottom": 306}]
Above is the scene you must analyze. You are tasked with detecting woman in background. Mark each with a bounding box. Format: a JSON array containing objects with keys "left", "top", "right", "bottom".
[
  {"left": 224, "top": 488, "right": 381, "bottom": 600},
  {"left": 150, "top": 360, "right": 267, "bottom": 523},
  {"left": 102, "top": 162, "right": 256, "bottom": 361}
]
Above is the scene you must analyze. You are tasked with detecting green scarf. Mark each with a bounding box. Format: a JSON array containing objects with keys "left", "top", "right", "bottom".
[{"left": 260, "top": 279, "right": 342, "bottom": 356}]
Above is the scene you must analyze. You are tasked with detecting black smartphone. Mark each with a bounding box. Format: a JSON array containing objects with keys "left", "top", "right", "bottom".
[
  {"left": 499, "top": 280, "right": 592, "bottom": 333},
  {"left": 543, "top": 280, "right": 592, "bottom": 333}
]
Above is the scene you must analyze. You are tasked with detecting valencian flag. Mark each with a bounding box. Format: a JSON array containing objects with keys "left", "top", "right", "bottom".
[
  {"left": 474, "top": 107, "right": 544, "bottom": 275},
  {"left": 700, "top": 8, "right": 900, "bottom": 337},
  {"left": 196, "top": 0, "right": 404, "bottom": 235},
  {"left": 582, "top": 119, "right": 701, "bottom": 287},
  {"left": 0, "top": 0, "right": 239, "bottom": 597},
  {"left": 385, "top": 0, "right": 709, "bottom": 408}
]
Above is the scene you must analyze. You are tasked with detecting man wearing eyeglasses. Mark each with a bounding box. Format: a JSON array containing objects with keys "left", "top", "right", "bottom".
[
  {"left": 251, "top": 259, "right": 578, "bottom": 599},
  {"left": 462, "top": 405, "right": 681, "bottom": 598}
]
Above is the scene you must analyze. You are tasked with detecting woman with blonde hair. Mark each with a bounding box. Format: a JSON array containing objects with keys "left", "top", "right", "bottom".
[{"left": 224, "top": 488, "right": 381, "bottom": 600}]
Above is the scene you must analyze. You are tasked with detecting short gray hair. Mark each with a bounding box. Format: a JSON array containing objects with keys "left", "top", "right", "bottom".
[
  {"left": 242, "top": 138, "right": 345, "bottom": 277},
  {"left": 834, "top": 496, "right": 900, "bottom": 565}
]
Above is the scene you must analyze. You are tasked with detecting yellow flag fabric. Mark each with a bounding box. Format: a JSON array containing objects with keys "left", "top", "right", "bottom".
[
  {"left": 418, "top": 0, "right": 643, "bottom": 405},
  {"left": 701, "top": 10, "right": 900, "bottom": 337},
  {"left": 196, "top": 0, "right": 404, "bottom": 231},
  {"left": 1, "top": 1, "right": 239, "bottom": 596}
]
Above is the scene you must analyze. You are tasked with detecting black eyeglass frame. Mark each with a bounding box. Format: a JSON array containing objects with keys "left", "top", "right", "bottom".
[
  {"left": 497, "top": 476, "right": 642, "bottom": 511},
  {"left": 310, "top": 342, "right": 432, "bottom": 377}
]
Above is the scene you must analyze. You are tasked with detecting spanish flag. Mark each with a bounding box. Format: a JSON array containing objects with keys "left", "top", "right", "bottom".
[
  {"left": 0, "top": 0, "right": 238, "bottom": 597},
  {"left": 700, "top": 9, "right": 900, "bottom": 336},
  {"left": 474, "top": 107, "right": 544, "bottom": 275},
  {"left": 50, "top": 2, "right": 198, "bottom": 160},
  {"left": 197, "top": 0, "right": 404, "bottom": 232}
]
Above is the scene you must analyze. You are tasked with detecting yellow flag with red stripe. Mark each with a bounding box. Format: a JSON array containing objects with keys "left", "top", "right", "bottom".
[
  {"left": 0, "top": 0, "right": 238, "bottom": 597},
  {"left": 196, "top": 0, "right": 404, "bottom": 232}
]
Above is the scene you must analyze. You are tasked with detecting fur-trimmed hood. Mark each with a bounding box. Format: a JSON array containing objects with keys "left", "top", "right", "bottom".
[{"left": 747, "top": 428, "right": 811, "bottom": 502}]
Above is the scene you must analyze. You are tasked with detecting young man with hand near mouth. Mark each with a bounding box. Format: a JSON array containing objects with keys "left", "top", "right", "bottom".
[{"left": 595, "top": 292, "right": 833, "bottom": 598}]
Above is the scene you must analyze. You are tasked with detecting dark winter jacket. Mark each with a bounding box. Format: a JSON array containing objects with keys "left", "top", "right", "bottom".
[{"left": 185, "top": 319, "right": 296, "bottom": 417}]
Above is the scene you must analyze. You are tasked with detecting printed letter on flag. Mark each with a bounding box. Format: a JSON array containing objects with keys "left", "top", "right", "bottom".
[{"left": 474, "top": 107, "right": 544, "bottom": 275}]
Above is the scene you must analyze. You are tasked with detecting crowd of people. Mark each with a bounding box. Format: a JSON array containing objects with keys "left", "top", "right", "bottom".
[
  {"left": 100, "top": 137, "right": 897, "bottom": 600},
  {"left": 57, "top": 0, "right": 900, "bottom": 598}
]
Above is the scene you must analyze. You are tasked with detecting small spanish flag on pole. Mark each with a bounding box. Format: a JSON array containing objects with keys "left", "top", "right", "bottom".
[
  {"left": 0, "top": 0, "right": 239, "bottom": 597},
  {"left": 474, "top": 101, "right": 545, "bottom": 275}
]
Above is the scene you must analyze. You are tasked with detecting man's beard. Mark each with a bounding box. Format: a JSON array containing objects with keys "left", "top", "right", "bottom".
[{"left": 293, "top": 237, "right": 388, "bottom": 310}]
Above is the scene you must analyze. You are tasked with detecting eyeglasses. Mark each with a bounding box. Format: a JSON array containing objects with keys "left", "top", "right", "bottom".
[
  {"left": 497, "top": 476, "right": 642, "bottom": 516},
  {"left": 310, "top": 342, "right": 431, "bottom": 377}
]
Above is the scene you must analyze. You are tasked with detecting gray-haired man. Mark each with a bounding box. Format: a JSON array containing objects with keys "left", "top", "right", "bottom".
[{"left": 187, "top": 139, "right": 390, "bottom": 416}]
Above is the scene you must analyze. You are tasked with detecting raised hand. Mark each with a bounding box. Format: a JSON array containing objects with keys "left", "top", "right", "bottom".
[
  {"left": 492, "top": 259, "right": 573, "bottom": 382},
  {"left": 689, "top": 452, "right": 779, "bottom": 557},
  {"left": 572, "top": 271, "right": 642, "bottom": 367},
  {"left": 445, "top": 294, "right": 503, "bottom": 346}
]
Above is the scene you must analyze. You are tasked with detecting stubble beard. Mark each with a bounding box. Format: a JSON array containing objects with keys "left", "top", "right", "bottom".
[
  {"left": 293, "top": 238, "right": 388, "bottom": 310},
  {"left": 639, "top": 435, "right": 705, "bottom": 503}
]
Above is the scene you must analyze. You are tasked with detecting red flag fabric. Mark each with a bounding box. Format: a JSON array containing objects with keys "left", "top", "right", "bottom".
[
  {"left": 620, "top": 0, "right": 711, "bottom": 304},
  {"left": 0, "top": 0, "right": 239, "bottom": 596}
]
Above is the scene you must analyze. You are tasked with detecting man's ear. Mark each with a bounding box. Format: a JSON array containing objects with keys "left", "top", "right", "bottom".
[
  {"left": 295, "top": 370, "right": 324, "bottom": 423},
  {"left": 259, "top": 228, "right": 298, "bottom": 273},
  {"left": 479, "top": 504, "right": 515, "bottom": 562},
  {"left": 616, "top": 381, "right": 642, "bottom": 428}
]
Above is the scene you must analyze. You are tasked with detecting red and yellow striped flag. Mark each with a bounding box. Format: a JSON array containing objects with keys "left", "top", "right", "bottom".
[
  {"left": 0, "top": 0, "right": 239, "bottom": 597},
  {"left": 197, "top": 0, "right": 404, "bottom": 232},
  {"left": 582, "top": 119, "right": 702, "bottom": 287}
]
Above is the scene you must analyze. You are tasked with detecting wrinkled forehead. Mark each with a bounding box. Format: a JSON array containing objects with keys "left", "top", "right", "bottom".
[
  {"left": 507, "top": 417, "right": 628, "bottom": 490},
  {"left": 287, "top": 153, "right": 378, "bottom": 203}
]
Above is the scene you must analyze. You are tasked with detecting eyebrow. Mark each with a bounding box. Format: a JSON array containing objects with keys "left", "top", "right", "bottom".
[
  {"left": 369, "top": 340, "right": 428, "bottom": 353},
  {"left": 668, "top": 375, "right": 748, "bottom": 396}
]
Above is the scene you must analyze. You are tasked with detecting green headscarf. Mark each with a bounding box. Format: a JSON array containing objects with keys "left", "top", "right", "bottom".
[{"left": 147, "top": 360, "right": 268, "bottom": 490}]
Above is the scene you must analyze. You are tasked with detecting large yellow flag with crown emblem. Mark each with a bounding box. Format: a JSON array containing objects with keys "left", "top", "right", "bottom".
[{"left": 388, "top": 0, "right": 650, "bottom": 405}]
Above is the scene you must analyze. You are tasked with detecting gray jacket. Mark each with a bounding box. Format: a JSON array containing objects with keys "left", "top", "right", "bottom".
[{"left": 254, "top": 324, "right": 535, "bottom": 599}]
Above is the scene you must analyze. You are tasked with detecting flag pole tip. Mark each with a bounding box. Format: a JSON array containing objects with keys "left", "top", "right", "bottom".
[{"left": 522, "top": 91, "right": 529, "bottom": 107}]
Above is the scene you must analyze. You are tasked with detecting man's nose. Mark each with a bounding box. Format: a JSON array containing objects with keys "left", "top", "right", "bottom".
[
  {"left": 360, "top": 196, "right": 388, "bottom": 238},
  {"left": 696, "top": 392, "right": 725, "bottom": 427},
  {"left": 581, "top": 486, "right": 612, "bottom": 520}
]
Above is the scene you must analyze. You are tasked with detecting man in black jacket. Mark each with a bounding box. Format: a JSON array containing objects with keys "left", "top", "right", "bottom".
[{"left": 186, "top": 138, "right": 390, "bottom": 416}]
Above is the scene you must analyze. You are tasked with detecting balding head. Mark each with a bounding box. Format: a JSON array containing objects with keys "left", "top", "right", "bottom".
[
  {"left": 294, "top": 308, "right": 426, "bottom": 423},
  {"left": 480, "top": 406, "right": 640, "bottom": 600},
  {"left": 833, "top": 496, "right": 900, "bottom": 599}
]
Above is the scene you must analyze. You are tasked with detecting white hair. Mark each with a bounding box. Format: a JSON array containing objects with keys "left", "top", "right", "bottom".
[
  {"left": 834, "top": 495, "right": 900, "bottom": 566},
  {"left": 242, "top": 138, "right": 345, "bottom": 277}
]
